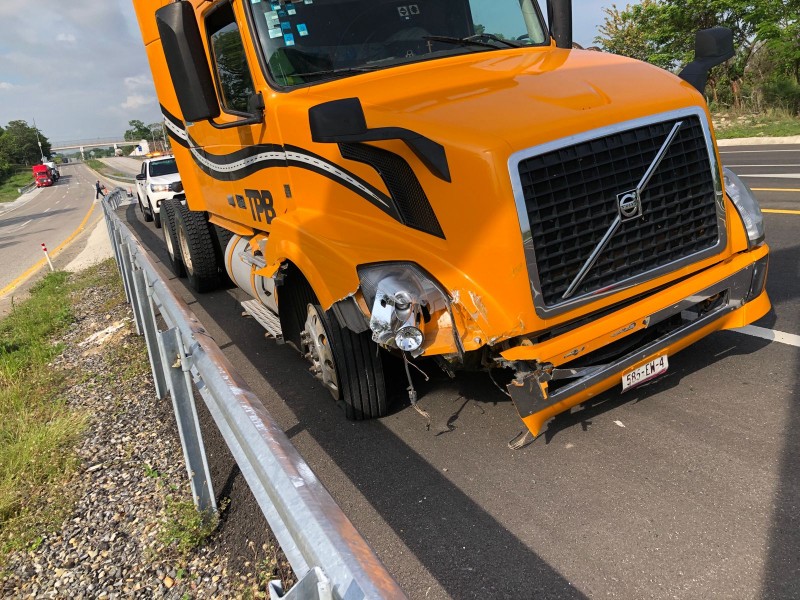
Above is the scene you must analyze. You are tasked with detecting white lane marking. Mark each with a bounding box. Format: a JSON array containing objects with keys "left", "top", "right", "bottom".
[
  {"left": 44, "top": 207, "right": 52, "bottom": 212},
  {"left": 733, "top": 325, "right": 800, "bottom": 348},
  {"left": 739, "top": 174, "right": 800, "bottom": 179},
  {"left": 2, "top": 219, "right": 32, "bottom": 233},
  {"left": 55, "top": 199, "right": 61, "bottom": 204}
]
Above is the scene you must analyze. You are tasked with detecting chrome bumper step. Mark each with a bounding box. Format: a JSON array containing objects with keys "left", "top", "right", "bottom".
[{"left": 241, "top": 299, "right": 283, "bottom": 342}]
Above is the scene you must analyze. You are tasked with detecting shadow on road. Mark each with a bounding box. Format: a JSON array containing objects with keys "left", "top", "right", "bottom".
[{"left": 120, "top": 201, "right": 800, "bottom": 598}]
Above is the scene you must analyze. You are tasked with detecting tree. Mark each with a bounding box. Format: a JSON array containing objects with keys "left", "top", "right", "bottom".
[
  {"left": 595, "top": 0, "right": 787, "bottom": 106},
  {"left": 148, "top": 122, "right": 169, "bottom": 152},
  {"left": 595, "top": 2, "right": 664, "bottom": 66},
  {"left": 0, "top": 120, "right": 51, "bottom": 166},
  {"left": 124, "top": 119, "right": 151, "bottom": 141}
]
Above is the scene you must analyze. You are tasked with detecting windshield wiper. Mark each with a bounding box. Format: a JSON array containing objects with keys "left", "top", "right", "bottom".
[
  {"left": 423, "top": 34, "right": 523, "bottom": 50},
  {"left": 298, "top": 66, "right": 381, "bottom": 79}
]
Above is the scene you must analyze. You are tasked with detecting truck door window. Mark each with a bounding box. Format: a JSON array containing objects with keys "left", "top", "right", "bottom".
[{"left": 207, "top": 2, "right": 256, "bottom": 115}]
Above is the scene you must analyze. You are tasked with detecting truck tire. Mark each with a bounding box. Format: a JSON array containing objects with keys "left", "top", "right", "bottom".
[
  {"left": 138, "top": 194, "right": 153, "bottom": 222},
  {"left": 302, "top": 303, "right": 388, "bottom": 420},
  {"left": 212, "top": 225, "right": 235, "bottom": 287},
  {"left": 159, "top": 198, "right": 185, "bottom": 277},
  {"left": 173, "top": 203, "right": 219, "bottom": 293},
  {"left": 151, "top": 199, "right": 162, "bottom": 229}
]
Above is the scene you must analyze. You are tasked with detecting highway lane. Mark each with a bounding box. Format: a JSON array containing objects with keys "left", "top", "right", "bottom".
[
  {"left": 0, "top": 163, "right": 103, "bottom": 295},
  {"left": 721, "top": 144, "right": 800, "bottom": 209},
  {"left": 120, "top": 147, "right": 800, "bottom": 599}
]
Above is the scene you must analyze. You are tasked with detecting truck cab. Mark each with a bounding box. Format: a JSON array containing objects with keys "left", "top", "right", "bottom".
[
  {"left": 32, "top": 164, "right": 53, "bottom": 187},
  {"left": 132, "top": 0, "right": 769, "bottom": 440}
]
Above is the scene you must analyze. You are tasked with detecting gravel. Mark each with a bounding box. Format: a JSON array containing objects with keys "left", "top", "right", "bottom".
[{"left": 1, "top": 261, "right": 292, "bottom": 598}]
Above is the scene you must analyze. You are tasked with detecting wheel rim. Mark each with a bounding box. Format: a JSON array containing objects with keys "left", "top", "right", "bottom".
[
  {"left": 176, "top": 222, "right": 194, "bottom": 275},
  {"left": 301, "top": 305, "right": 340, "bottom": 399}
]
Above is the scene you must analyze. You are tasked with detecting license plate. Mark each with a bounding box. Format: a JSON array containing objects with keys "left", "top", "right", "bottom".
[{"left": 622, "top": 355, "right": 668, "bottom": 392}]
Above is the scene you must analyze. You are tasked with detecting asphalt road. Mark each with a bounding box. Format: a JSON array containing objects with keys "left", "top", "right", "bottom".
[
  {"left": 120, "top": 144, "right": 799, "bottom": 599},
  {"left": 0, "top": 163, "right": 102, "bottom": 294}
]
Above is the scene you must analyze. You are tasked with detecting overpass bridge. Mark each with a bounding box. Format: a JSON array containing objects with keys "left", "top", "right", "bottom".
[{"left": 51, "top": 137, "right": 156, "bottom": 159}]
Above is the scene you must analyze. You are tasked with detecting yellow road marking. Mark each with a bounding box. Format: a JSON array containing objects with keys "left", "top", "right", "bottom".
[
  {"left": 753, "top": 188, "right": 800, "bottom": 192},
  {"left": 0, "top": 202, "right": 101, "bottom": 298},
  {"left": 763, "top": 209, "right": 800, "bottom": 215}
]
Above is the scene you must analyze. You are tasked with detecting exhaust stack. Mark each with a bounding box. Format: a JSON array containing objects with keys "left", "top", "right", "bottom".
[{"left": 547, "top": 0, "right": 573, "bottom": 49}]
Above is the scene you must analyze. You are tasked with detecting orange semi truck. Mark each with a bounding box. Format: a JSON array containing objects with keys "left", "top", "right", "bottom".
[{"left": 131, "top": 0, "right": 769, "bottom": 440}]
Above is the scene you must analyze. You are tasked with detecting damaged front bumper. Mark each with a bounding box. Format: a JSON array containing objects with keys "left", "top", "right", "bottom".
[{"left": 504, "top": 248, "right": 770, "bottom": 438}]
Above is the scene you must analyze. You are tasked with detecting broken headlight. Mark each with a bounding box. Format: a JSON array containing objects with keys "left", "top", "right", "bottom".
[{"left": 357, "top": 262, "right": 450, "bottom": 357}]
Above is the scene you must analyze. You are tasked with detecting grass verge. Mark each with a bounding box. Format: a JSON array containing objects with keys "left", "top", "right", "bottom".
[
  {"left": 0, "top": 272, "right": 85, "bottom": 554},
  {"left": 0, "top": 173, "right": 36, "bottom": 204},
  {"left": 86, "top": 159, "right": 133, "bottom": 181},
  {"left": 713, "top": 108, "right": 800, "bottom": 139}
]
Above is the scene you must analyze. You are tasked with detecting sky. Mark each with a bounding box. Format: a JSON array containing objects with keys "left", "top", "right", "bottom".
[{"left": 0, "top": 0, "right": 610, "bottom": 145}]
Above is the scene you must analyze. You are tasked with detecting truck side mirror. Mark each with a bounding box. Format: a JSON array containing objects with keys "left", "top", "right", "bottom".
[
  {"left": 155, "top": 2, "right": 220, "bottom": 123},
  {"left": 678, "top": 27, "right": 734, "bottom": 95}
]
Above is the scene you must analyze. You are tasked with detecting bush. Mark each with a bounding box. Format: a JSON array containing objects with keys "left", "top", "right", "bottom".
[{"left": 762, "top": 79, "right": 800, "bottom": 115}]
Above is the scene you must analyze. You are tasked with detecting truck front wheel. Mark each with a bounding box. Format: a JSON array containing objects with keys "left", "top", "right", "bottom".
[
  {"left": 150, "top": 198, "right": 162, "bottom": 229},
  {"left": 173, "top": 203, "right": 219, "bottom": 293},
  {"left": 301, "top": 303, "right": 388, "bottom": 420},
  {"left": 138, "top": 194, "right": 153, "bottom": 222}
]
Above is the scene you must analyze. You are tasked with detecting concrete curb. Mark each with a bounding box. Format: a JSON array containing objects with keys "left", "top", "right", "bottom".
[{"left": 717, "top": 136, "right": 800, "bottom": 147}]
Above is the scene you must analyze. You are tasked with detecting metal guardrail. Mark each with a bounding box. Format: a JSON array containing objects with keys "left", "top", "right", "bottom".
[
  {"left": 17, "top": 181, "right": 36, "bottom": 195},
  {"left": 101, "top": 189, "right": 407, "bottom": 600}
]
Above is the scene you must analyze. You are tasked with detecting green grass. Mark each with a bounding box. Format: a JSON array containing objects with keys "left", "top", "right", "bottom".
[
  {"left": 0, "top": 273, "right": 84, "bottom": 552},
  {"left": 713, "top": 108, "right": 800, "bottom": 139},
  {"left": 86, "top": 158, "right": 131, "bottom": 181},
  {"left": 159, "top": 496, "right": 220, "bottom": 557},
  {"left": 0, "top": 173, "right": 36, "bottom": 204},
  {"left": 0, "top": 261, "right": 129, "bottom": 556}
]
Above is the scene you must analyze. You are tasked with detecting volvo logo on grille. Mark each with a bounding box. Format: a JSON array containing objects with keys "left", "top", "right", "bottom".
[{"left": 617, "top": 190, "right": 643, "bottom": 221}]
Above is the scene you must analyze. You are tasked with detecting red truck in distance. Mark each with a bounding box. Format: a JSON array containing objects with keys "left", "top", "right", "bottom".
[{"left": 32, "top": 164, "right": 58, "bottom": 187}]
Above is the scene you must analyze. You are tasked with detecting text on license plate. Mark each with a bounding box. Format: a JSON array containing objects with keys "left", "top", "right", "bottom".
[{"left": 622, "top": 355, "right": 669, "bottom": 392}]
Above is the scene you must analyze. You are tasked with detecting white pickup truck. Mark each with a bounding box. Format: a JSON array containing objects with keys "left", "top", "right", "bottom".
[{"left": 135, "top": 155, "right": 184, "bottom": 228}]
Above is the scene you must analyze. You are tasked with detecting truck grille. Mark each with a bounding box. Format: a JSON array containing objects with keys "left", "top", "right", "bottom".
[{"left": 516, "top": 113, "right": 722, "bottom": 310}]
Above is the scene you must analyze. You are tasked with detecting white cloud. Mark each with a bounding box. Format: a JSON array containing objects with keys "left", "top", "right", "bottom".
[
  {"left": 0, "top": 82, "right": 20, "bottom": 91},
  {"left": 121, "top": 95, "right": 154, "bottom": 110},
  {"left": 56, "top": 32, "right": 76, "bottom": 43},
  {"left": 124, "top": 74, "right": 153, "bottom": 91}
]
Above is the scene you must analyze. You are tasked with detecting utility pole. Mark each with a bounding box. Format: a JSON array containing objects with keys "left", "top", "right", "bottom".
[{"left": 33, "top": 118, "right": 45, "bottom": 163}]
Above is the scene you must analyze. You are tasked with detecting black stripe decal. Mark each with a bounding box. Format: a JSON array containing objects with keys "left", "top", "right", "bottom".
[{"left": 160, "top": 105, "right": 400, "bottom": 222}]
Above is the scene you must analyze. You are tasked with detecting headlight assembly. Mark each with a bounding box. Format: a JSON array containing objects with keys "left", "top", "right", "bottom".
[
  {"left": 723, "top": 167, "right": 765, "bottom": 248},
  {"left": 357, "top": 262, "right": 450, "bottom": 357},
  {"left": 150, "top": 183, "right": 171, "bottom": 193}
]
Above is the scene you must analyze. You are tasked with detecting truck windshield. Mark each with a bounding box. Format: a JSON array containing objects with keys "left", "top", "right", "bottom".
[
  {"left": 149, "top": 158, "right": 179, "bottom": 177},
  {"left": 248, "top": 0, "right": 548, "bottom": 87}
]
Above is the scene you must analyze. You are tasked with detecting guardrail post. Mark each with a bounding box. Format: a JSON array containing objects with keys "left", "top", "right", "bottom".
[
  {"left": 132, "top": 268, "right": 168, "bottom": 400},
  {"left": 119, "top": 243, "right": 143, "bottom": 336},
  {"left": 115, "top": 232, "right": 134, "bottom": 303},
  {"left": 103, "top": 199, "right": 126, "bottom": 284},
  {"left": 157, "top": 327, "right": 216, "bottom": 513}
]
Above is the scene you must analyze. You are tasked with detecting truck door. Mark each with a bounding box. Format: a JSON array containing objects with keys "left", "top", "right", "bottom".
[{"left": 175, "top": 0, "right": 287, "bottom": 231}]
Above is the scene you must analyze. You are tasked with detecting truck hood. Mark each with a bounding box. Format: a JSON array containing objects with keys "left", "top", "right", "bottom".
[
  {"left": 309, "top": 47, "right": 706, "bottom": 155},
  {"left": 148, "top": 174, "right": 181, "bottom": 186}
]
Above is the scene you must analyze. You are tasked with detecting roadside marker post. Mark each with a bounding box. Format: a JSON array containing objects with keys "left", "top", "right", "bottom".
[{"left": 41, "top": 243, "right": 54, "bottom": 271}]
